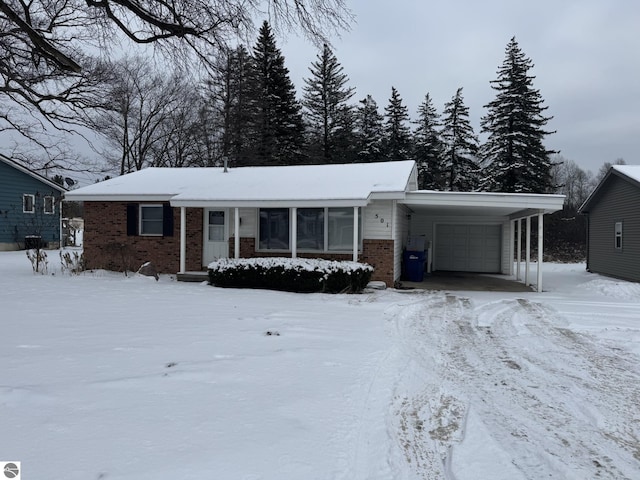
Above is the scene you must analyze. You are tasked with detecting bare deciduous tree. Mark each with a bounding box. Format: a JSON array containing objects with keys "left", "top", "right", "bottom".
[
  {"left": 1, "top": 0, "right": 352, "bottom": 150},
  {"left": 550, "top": 156, "right": 594, "bottom": 209},
  {"left": 92, "top": 56, "right": 184, "bottom": 174}
]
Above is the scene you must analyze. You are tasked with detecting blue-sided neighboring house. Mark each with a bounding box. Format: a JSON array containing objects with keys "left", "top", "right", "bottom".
[{"left": 0, "top": 154, "right": 66, "bottom": 250}]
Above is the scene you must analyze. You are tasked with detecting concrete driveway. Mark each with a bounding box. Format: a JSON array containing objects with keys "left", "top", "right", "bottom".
[{"left": 399, "top": 271, "right": 533, "bottom": 292}]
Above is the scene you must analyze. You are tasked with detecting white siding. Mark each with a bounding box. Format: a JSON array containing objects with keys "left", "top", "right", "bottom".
[
  {"left": 363, "top": 200, "right": 394, "bottom": 239},
  {"left": 409, "top": 214, "right": 511, "bottom": 274},
  {"left": 229, "top": 208, "right": 257, "bottom": 238}
]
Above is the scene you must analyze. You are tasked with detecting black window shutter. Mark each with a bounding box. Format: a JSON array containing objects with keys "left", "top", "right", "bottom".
[
  {"left": 163, "top": 204, "right": 174, "bottom": 237},
  {"left": 126, "top": 203, "right": 138, "bottom": 236}
]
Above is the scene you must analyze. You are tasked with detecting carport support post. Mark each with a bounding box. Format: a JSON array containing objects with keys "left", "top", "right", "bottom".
[
  {"left": 537, "top": 212, "right": 543, "bottom": 292},
  {"left": 516, "top": 219, "right": 522, "bottom": 280},
  {"left": 353, "top": 206, "right": 359, "bottom": 262},
  {"left": 234, "top": 207, "right": 240, "bottom": 259},
  {"left": 509, "top": 220, "right": 515, "bottom": 276},
  {"left": 291, "top": 207, "right": 297, "bottom": 259},
  {"left": 179, "top": 207, "right": 186, "bottom": 273},
  {"left": 525, "top": 216, "right": 531, "bottom": 286}
]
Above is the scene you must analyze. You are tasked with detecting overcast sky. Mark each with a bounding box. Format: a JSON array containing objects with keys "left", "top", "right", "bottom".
[{"left": 279, "top": 0, "right": 639, "bottom": 173}]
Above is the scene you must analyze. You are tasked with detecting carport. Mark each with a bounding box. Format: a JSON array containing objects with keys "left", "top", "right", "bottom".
[{"left": 400, "top": 191, "right": 565, "bottom": 292}]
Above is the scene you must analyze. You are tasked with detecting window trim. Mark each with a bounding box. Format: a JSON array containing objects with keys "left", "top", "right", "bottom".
[
  {"left": 23, "top": 194, "right": 35, "bottom": 214},
  {"left": 139, "top": 204, "right": 164, "bottom": 236},
  {"left": 258, "top": 208, "right": 291, "bottom": 251},
  {"left": 43, "top": 195, "right": 55, "bottom": 215},
  {"left": 615, "top": 221, "right": 623, "bottom": 250},
  {"left": 258, "top": 207, "right": 363, "bottom": 253}
]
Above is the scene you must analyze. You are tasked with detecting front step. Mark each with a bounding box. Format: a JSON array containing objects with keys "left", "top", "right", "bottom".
[{"left": 176, "top": 271, "right": 209, "bottom": 283}]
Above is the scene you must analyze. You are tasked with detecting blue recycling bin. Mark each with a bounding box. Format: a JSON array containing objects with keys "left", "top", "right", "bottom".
[{"left": 403, "top": 250, "right": 426, "bottom": 282}]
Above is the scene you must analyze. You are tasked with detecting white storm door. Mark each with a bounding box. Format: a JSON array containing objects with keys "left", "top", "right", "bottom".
[{"left": 203, "top": 209, "right": 229, "bottom": 265}]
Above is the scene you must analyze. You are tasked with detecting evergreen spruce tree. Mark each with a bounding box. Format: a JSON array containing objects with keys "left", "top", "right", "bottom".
[
  {"left": 207, "top": 45, "right": 254, "bottom": 167},
  {"left": 250, "top": 21, "right": 304, "bottom": 165},
  {"left": 354, "top": 94, "right": 384, "bottom": 162},
  {"left": 413, "top": 93, "right": 445, "bottom": 189},
  {"left": 383, "top": 87, "right": 411, "bottom": 160},
  {"left": 441, "top": 88, "right": 480, "bottom": 191},
  {"left": 480, "top": 37, "right": 556, "bottom": 193},
  {"left": 302, "top": 44, "right": 356, "bottom": 164}
]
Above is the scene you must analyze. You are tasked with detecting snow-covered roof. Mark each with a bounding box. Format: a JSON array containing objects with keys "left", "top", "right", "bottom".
[
  {"left": 403, "top": 190, "right": 565, "bottom": 216},
  {"left": 64, "top": 161, "right": 417, "bottom": 207},
  {"left": 579, "top": 164, "right": 640, "bottom": 213},
  {"left": 611, "top": 165, "right": 640, "bottom": 183}
]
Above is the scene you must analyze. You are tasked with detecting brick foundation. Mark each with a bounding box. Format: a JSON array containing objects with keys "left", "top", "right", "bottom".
[
  {"left": 83, "top": 202, "right": 203, "bottom": 274},
  {"left": 229, "top": 237, "right": 395, "bottom": 286}
]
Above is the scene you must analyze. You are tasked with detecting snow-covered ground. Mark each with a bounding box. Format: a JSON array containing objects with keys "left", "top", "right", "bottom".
[{"left": 1, "top": 250, "right": 638, "bottom": 479}]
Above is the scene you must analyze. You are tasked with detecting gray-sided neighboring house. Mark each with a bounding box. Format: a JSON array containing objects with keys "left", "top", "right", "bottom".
[
  {"left": 0, "top": 154, "right": 66, "bottom": 251},
  {"left": 65, "top": 161, "right": 564, "bottom": 290},
  {"left": 579, "top": 165, "right": 640, "bottom": 282}
]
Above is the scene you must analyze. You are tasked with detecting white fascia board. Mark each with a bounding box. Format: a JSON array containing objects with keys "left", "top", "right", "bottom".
[
  {"left": 368, "top": 191, "right": 406, "bottom": 201},
  {"left": 403, "top": 191, "right": 565, "bottom": 211},
  {"left": 63, "top": 194, "right": 174, "bottom": 202},
  {"left": 169, "top": 198, "right": 370, "bottom": 208}
]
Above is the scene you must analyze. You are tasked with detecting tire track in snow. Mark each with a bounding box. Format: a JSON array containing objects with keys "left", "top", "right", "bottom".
[{"left": 390, "top": 293, "right": 640, "bottom": 480}]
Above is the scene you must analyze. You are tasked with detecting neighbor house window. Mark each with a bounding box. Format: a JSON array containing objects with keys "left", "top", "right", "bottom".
[
  {"left": 44, "top": 196, "right": 55, "bottom": 214},
  {"left": 297, "top": 208, "right": 324, "bottom": 250},
  {"left": 139, "top": 204, "right": 164, "bottom": 235},
  {"left": 259, "top": 208, "right": 290, "bottom": 250},
  {"left": 23, "top": 194, "right": 35, "bottom": 213},
  {"left": 615, "top": 222, "right": 623, "bottom": 249}
]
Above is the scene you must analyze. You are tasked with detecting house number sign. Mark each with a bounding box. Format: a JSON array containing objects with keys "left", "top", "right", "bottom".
[{"left": 374, "top": 213, "right": 390, "bottom": 228}]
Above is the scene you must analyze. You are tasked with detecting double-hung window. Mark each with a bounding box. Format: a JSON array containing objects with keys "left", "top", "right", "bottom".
[
  {"left": 23, "top": 194, "right": 35, "bottom": 213},
  {"left": 139, "top": 205, "right": 164, "bottom": 236},
  {"left": 44, "top": 196, "right": 55, "bottom": 214},
  {"left": 615, "top": 222, "right": 623, "bottom": 250}
]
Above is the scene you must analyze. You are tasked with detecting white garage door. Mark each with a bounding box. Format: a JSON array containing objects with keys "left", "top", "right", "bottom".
[{"left": 435, "top": 224, "right": 502, "bottom": 272}]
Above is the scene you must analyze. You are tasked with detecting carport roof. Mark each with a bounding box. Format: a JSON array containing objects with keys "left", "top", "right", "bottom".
[{"left": 401, "top": 190, "right": 565, "bottom": 218}]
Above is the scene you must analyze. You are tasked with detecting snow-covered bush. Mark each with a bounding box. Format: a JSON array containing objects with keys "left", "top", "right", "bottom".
[
  {"left": 208, "top": 257, "right": 373, "bottom": 293},
  {"left": 26, "top": 248, "right": 48, "bottom": 274},
  {"left": 60, "top": 250, "right": 85, "bottom": 275}
]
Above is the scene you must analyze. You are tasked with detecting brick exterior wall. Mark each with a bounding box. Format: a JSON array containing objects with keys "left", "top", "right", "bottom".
[
  {"left": 83, "top": 201, "right": 395, "bottom": 284},
  {"left": 83, "top": 202, "right": 203, "bottom": 274},
  {"left": 229, "top": 237, "right": 396, "bottom": 286}
]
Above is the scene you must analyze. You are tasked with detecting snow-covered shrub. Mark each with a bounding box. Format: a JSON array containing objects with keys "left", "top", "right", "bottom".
[
  {"left": 60, "top": 250, "right": 85, "bottom": 275},
  {"left": 208, "top": 257, "right": 373, "bottom": 293},
  {"left": 26, "top": 248, "right": 48, "bottom": 274}
]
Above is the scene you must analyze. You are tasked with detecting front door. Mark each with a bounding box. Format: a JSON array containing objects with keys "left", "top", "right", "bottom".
[{"left": 203, "top": 209, "right": 229, "bottom": 266}]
